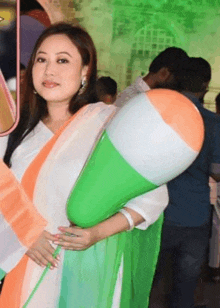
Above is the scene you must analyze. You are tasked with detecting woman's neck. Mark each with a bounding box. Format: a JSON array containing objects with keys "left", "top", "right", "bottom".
[{"left": 43, "top": 102, "right": 72, "bottom": 133}]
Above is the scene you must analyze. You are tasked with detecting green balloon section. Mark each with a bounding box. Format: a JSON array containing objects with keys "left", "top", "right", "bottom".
[{"left": 66, "top": 131, "right": 158, "bottom": 228}]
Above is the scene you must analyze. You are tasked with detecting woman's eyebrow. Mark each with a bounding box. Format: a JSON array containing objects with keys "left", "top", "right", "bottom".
[
  {"left": 36, "top": 51, "right": 72, "bottom": 57},
  {"left": 36, "top": 51, "right": 47, "bottom": 55},
  {"left": 56, "top": 52, "right": 72, "bottom": 57}
]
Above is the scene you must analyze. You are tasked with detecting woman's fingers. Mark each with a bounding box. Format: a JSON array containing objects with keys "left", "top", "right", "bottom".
[
  {"left": 27, "top": 247, "right": 57, "bottom": 268},
  {"left": 26, "top": 231, "right": 60, "bottom": 268},
  {"left": 54, "top": 241, "right": 84, "bottom": 250},
  {"left": 44, "top": 230, "right": 58, "bottom": 241},
  {"left": 26, "top": 249, "right": 53, "bottom": 268},
  {"left": 55, "top": 233, "right": 81, "bottom": 242},
  {"left": 54, "top": 233, "right": 84, "bottom": 248},
  {"left": 44, "top": 231, "right": 61, "bottom": 261},
  {"left": 41, "top": 247, "right": 59, "bottom": 267},
  {"left": 26, "top": 251, "right": 43, "bottom": 267},
  {"left": 44, "top": 240, "right": 56, "bottom": 255},
  {"left": 54, "top": 226, "right": 98, "bottom": 250},
  {"left": 58, "top": 226, "right": 83, "bottom": 236}
]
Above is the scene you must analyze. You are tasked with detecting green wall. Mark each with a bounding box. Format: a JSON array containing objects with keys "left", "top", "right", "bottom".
[{"left": 62, "top": 0, "right": 220, "bottom": 111}]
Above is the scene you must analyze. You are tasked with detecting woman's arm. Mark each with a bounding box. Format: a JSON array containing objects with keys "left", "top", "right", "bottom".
[
  {"left": 54, "top": 208, "right": 144, "bottom": 251},
  {"left": 54, "top": 185, "right": 168, "bottom": 251},
  {"left": 124, "top": 184, "right": 168, "bottom": 230}
]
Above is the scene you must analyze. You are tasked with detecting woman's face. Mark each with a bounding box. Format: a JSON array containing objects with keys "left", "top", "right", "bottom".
[{"left": 32, "top": 34, "right": 88, "bottom": 105}]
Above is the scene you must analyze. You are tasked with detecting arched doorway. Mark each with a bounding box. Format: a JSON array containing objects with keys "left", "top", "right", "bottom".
[{"left": 126, "top": 24, "right": 176, "bottom": 86}]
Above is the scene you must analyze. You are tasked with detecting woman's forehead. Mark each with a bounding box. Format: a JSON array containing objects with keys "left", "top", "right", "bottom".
[{"left": 36, "top": 34, "right": 79, "bottom": 54}]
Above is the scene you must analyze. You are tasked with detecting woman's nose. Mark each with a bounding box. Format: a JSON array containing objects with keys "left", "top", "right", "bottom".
[{"left": 44, "top": 61, "right": 56, "bottom": 76}]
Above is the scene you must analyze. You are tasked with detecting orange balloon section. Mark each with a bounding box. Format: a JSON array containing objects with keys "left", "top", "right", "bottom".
[{"left": 147, "top": 89, "right": 204, "bottom": 152}]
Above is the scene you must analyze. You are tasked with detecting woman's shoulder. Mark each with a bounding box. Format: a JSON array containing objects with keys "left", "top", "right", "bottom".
[
  {"left": 86, "top": 101, "right": 116, "bottom": 112},
  {"left": 83, "top": 102, "right": 116, "bottom": 119}
]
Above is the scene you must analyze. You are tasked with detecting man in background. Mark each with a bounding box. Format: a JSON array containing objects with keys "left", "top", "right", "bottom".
[
  {"left": 215, "top": 93, "right": 220, "bottom": 114},
  {"left": 96, "top": 76, "right": 118, "bottom": 104},
  {"left": 151, "top": 58, "right": 220, "bottom": 308},
  {"left": 208, "top": 92, "right": 220, "bottom": 283},
  {"left": 114, "top": 47, "right": 189, "bottom": 108}
]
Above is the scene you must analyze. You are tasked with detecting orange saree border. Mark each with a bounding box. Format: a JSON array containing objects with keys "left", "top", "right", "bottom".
[
  {"left": 0, "top": 113, "right": 78, "bottom": 307},
  {"left": 0, "top": 159, "right": 47, "bottom": 248}
]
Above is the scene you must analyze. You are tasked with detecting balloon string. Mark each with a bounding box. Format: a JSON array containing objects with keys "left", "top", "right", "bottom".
[{"left": 22, "top": 245, "right": 61, "bottom": 308}]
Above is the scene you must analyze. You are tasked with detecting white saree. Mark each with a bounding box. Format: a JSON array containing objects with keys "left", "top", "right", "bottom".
[{"left": 0, "top": 103, "right": 168, "bottom": 307}]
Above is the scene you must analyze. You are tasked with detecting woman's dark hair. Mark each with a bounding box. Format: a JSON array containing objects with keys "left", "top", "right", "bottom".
[{"left": 4, "top": 22, "right": 97, "bottom": 167}]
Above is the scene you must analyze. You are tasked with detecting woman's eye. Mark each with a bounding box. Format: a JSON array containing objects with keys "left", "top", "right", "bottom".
[
  {"left": 36, "top": 57, "right": 46, "bottom": 63},
  {"left": 58, "top": 58, "right": 69, "bottom": 64}
]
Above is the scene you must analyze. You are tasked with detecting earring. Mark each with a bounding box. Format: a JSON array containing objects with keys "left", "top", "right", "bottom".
[
  {"left": 33, "top": 89, "right": 37, "bottom": 95},
  {"left": 79, "top": 78, "right": 87, "bottom": 95}
]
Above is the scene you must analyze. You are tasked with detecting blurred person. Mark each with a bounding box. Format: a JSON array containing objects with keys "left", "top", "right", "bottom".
[
  {"left": 20, "top": 0, "right": 51, "bottom": 27},
  {"left": 96, "top": 76, "right": 117, "bottom": 104},
  {"left": 20, "top": 0, "right": 64, "bottom": 67},
  {"left": 177, "top": 57, "right": 211, "bottom": 101},
  {"left": 114, "top": 47, "right": 189, "bottom": 108},
  {"left": 208, "top": 93, "right": 220, "bottom": 283},
  {"left": 20, "top": 0, "right": 50, "bottom": 68},
  {"left": 151, "top": 57, "right": 220, "bottom": 308},
  {"left": 0, "top": 20, "right": 16, "bottom": 81},
  {"left": 215, "top": 93, "right": 220, "bottom": 114},
  {"left": 20, "top": 63, "right": 26, "bottom": 85},
  {"left": 21, "top": 0, "right": 65, "bottom": 26}
]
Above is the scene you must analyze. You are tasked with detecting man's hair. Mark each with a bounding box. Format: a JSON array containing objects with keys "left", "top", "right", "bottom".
[
  {"left": 178, "top": 57, "right": 211, "bottom": 93},
  {"left": 149, "top": 47, "right": 189, "bottom": 73},
  {"left": 96, "top": 76, "right": 117, "bottom": 98},
  {"left": 216, "top": 93, "right": 220, "bottom": 113}
]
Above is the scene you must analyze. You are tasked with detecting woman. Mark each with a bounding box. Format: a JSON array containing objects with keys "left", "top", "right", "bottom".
[{"left": 0, "top": 23, "right": 167, "bottom": 307}]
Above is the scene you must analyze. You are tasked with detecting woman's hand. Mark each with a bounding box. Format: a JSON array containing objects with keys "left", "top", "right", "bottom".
[
  {"left": 54, "top": 208, "right": 145, "bottom": 251},
  {"left": 54, "top": 226, "right": 99, "bottom": 251},
  {"left": 26, "top": 231, "right": 60, "bottom": 269}
]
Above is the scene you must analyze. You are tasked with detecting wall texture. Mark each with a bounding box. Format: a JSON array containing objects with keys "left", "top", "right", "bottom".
[{"left": 61, "top": 0, "right": 220, "bottom": 111}]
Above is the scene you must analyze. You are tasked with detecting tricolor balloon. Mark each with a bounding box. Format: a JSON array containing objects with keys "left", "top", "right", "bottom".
[
  {"left": 67, "top": 89, "right": 204, "bottom": 227},
  {"left": 23, "top": 89, "right": 205, "bottom": 307}
]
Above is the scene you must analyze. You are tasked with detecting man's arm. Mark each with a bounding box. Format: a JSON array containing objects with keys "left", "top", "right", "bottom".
[
  {"left": 210, "top": 119, "right": 220, "bottom": 182},
  {"left": 210, "top": 163, "right": 220, "bottom": 182}
]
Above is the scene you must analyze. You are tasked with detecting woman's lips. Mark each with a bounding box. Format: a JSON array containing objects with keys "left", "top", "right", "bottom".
[{"left": 42, "top": 81, "right": 59, "bottom": 88}]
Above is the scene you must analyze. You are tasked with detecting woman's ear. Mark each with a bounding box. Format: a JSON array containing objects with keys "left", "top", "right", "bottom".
[{"left": 81, "top": 66, "right": 89, "bottom": 80}]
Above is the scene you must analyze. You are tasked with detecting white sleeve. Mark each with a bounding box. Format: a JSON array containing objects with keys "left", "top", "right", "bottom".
[
  {"left": 114, "top": 84, "right": 138, "bottom": 108},
  {"left": 124, "top": 184, "right": 169, "bottom": 230},
  {"left": 0, "top": 135, "right": 8, "bottom": 159}
]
